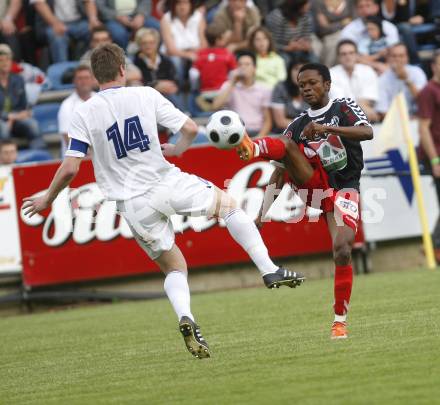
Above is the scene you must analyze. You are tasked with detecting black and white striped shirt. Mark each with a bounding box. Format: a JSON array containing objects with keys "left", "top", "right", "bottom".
[{"left": 265, "top": 8, "right": 314, "bottom": 51}]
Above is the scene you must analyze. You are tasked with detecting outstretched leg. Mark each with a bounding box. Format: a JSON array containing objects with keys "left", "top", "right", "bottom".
[{"left": 209, "top": 187, "right": 305, "bottom": 288}]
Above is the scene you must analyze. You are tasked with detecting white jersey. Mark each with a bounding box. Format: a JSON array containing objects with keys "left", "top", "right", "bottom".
[{"left": 65, "top": 86, "right": 187, "bottom": 201}]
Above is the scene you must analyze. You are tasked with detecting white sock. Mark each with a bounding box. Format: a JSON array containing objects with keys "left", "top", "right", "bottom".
[
  {"left": 164, "top": 270, "right": 194, "bottom": 321},
  {"left": 223, "top": 208, "right": 278, "bottom": 276},
  {"left": 334, "top": 314, "right": 347, "bottom": 323}
]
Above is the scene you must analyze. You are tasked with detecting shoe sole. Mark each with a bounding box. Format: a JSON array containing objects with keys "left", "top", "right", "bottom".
[
  {"left": 179, "top": 321, "right": 211, "bottom": 359},
  {"left": 267, "top": 277, "right": 306, "bottom": 289},
  {"left": 331, "top": 335, "right": 348, "bottom": 340}
]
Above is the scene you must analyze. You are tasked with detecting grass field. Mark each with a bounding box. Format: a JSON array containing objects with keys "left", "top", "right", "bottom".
[{"left": 1, "top": 269, "right": 440, "bottom": 405}]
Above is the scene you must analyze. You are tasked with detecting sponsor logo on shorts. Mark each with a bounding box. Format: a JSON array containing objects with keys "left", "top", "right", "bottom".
[{"left": 335, "top": 196, "right": 359, "bottom": 219}]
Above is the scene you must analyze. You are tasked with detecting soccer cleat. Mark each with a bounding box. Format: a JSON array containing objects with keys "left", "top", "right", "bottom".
[
  {"left": 179, "top": 316, "right": 211, "bottom": 359},
  {"left": 331, "top": 321, "right": 348, "bottom": 339},
  {"left": 262, "top": 267, "right": 306, "bottom": 289},
  {"left": 236, "top": 132, "right": 256, "bottom": 161}
]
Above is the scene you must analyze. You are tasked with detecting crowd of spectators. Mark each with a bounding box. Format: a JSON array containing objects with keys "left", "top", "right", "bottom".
[{"left": 0, "top": 0, "right": 439, "bottom": 164}]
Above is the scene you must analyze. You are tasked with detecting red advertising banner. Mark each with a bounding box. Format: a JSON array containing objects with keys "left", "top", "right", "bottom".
[{"left": 13, "top": 146, "right": 363, "bottom": 287}]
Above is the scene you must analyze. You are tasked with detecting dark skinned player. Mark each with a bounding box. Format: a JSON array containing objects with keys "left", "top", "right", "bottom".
[{"left": 237, "top": 63, "right": 373, "bottom": 339}]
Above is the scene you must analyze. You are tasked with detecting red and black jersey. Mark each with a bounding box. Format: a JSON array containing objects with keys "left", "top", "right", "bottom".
[{"left": 283, "top": 98, "right": 371, "bottom": 191}]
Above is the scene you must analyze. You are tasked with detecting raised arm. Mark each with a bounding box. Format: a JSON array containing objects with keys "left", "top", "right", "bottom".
[
  {"left": 211, "top": 76, "right": 240, "bottom": 111},
  {"left": 22, "top": 156, "right": 83, "bottom": 217}
]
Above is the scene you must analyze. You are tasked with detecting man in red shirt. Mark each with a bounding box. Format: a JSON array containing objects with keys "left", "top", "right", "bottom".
[{"left": 418, "top": 50, "right": 440, "bottom": 260}]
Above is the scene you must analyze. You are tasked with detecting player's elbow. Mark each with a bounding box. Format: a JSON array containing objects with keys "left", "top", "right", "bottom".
[
  {"left": 62, "top": 159, "right": 80, "bottom": 179},
  {"left": 181, "top": 118, "right": 198, "bottom": 137},
  {"left": 364, "top": 127, "right": 374, "bottom": 140},
  {"left": 64, "top": 165, "right": 79, "bottom": 180}
]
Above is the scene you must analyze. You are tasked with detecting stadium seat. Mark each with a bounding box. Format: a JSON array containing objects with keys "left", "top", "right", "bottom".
[
  {"left": 16, "top": 149, "right": 54, "bottom": 163},
  {"left": 46, "top": 61, "right": 79, "bottom": 90},
  {"left": 413, "top": 23, "right": 439, "bottom": 58},
  {"left": 33, "top": 102, "right": 61, "bottom": 135}
]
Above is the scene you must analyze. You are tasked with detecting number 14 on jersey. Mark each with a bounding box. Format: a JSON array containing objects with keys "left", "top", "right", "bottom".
[{"left": 106, "top": 115, "right": 150, "bottom": 159}]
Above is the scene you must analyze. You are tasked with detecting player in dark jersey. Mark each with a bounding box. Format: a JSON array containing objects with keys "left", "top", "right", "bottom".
[{"left": 236, "top": 63, "right": 373, "bottom": 339}]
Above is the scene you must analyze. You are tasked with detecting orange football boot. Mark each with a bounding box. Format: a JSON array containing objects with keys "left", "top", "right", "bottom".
[
  {"left": 331, "top": 321, "right": 348, "bottom": 339},
  {"left": 236, "top": 132, "right": 256, "bottom": 161}
]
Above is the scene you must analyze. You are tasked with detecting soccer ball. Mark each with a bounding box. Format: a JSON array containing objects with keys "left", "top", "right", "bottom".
[{"left": 205, "top": 110, "right": 245, "bottom": 149}]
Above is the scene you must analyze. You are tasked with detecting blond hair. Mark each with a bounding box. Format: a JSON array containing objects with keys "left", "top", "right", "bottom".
[
  {"left": 135, "top": 28, "right": 160, "bottom": 47},
  {"left": 0, "top": 44, "right": 12, "bottom": 58},
  {"left": 90, "top": 43, "right": 126, "bottom": 84}
]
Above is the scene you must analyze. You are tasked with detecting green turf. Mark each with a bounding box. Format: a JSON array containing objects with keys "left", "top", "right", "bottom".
[{"left": 1, "top": 269, "right": 440, "bottom": 405}]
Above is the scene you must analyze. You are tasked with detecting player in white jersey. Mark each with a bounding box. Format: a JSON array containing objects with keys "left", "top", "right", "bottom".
[{"left": 22, "top": 44, "right": 305, "bottom": 359}]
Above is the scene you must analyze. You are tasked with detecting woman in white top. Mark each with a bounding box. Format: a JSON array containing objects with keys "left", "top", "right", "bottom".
[{"left": 160, "top": 0, "right": 207, "bottom": 87}]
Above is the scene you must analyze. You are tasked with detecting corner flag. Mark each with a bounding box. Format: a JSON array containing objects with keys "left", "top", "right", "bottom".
[{"left": 377, "top": 93, "right": 436, "bottom": 269}]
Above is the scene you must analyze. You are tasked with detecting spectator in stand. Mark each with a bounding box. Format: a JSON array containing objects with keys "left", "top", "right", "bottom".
[
  {"left": 0, "top": 0, "right": 22, "bottom": 62},
  {"left": 270, "top": 59, "right": 307, "bottom": 133},
  {"left": 330, "top": 39, "right": 379, "bottom": 122},
  {"left": 0, "top": 44, "right": 42, "bottom": 149},
  {"left": 361, "top": 16, "right": 388, "bottom": 56},
  {"left": 357, "top": 16, "right": 389, "bottom": 74},
  {"left": 376, "top": 42, "right": 427, "bottom": 118},
  {"left": 11, "top": 57, "right": 47, "bottom": 106},
  {"left": 311, "top": 0, "right": 355, "bottom": 67},
  {"left": 265, "top": 0, "right": 316, "bottom": 64},
  {"left": 80, "top": 25, "right": 142, "bottom": 86},
  {"left": 340, "top": 0, "right": 399, "bottom": 66},
  {"left": 190, "top": 23, "right": 236, "bottom": 115},
  {"left": 417, "top": 50, "right": 440, "bottom": 260},
  {"left": 160, "top": 0, "right": 207, "bottom": 88},
  {"left": 96, "top": 0, "right": 160, "bottom": 50},
  {"left": 211, "top": 50, "right": 272, "bottom": 137},
  {"left": 133, "top": 27, "right": 182, "bottom": 108},
  {"left": 380, "top": 0, "right": 429, "bottom": 64},
  {"left": 248, "top": 26, "right": 286, "bottom": 89},
  {"left": 0, "top": 139, "right": 17, "bottom": 164},
  {"left": 31, "top": 0, "right": 101, "bottom": 63},
  {"left": 210, "top": 0, "right": 261, "bottom": 53},
  {"left": 58, "top": 65, "right": 95, "bottom": 156},
  {"left": 79, "top": 25, "right": 111, "bottom": 64}
]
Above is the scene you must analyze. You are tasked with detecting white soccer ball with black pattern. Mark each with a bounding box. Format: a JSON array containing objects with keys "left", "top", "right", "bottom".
[{"left": 206, "top": 110, "right": 246, "bottom": 149}]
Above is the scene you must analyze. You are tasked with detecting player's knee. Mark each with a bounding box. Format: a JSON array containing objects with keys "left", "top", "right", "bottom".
[
  {"left": 155, "top": 246, "right": 188, "bottom": 273},
  {"left": 212, "top": 189, "right": 237, "bottom": 218},
  {"left": 333, "top": 241, "right": 352, "bottom": 265},
  {"left": 284, "top": 138, "right": 299, "bottom": 152}
]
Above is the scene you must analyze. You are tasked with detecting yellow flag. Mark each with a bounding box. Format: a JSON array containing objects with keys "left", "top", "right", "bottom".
[{"left": 375, "top": 93, "right": 405, "bottom": 155}]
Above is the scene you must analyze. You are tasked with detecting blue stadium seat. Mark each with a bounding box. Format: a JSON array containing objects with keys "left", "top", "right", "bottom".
[
  {"left": 16, "top": 149, "right": 54, "bottom": 163},
  {"left": 46, "top": 61, "right": 79, "bottom": 90},
  {"left": 33, "top": 103, "right": 61, "bottom": 135},
  {"left": 411, "top": 23, "right": 437, "bottom": 35}
]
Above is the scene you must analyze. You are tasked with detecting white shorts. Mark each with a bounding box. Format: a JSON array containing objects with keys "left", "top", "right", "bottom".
[{"left": 116, "top": 169, "right": 216, "bottom": 260}]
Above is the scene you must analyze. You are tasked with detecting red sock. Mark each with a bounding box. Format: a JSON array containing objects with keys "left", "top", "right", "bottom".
[
  {"left": 334, "top": 265, "right": 353, "bottom": 316},
  {"left": 255, "top": 137, "right": 286, "bottom": 160}
]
